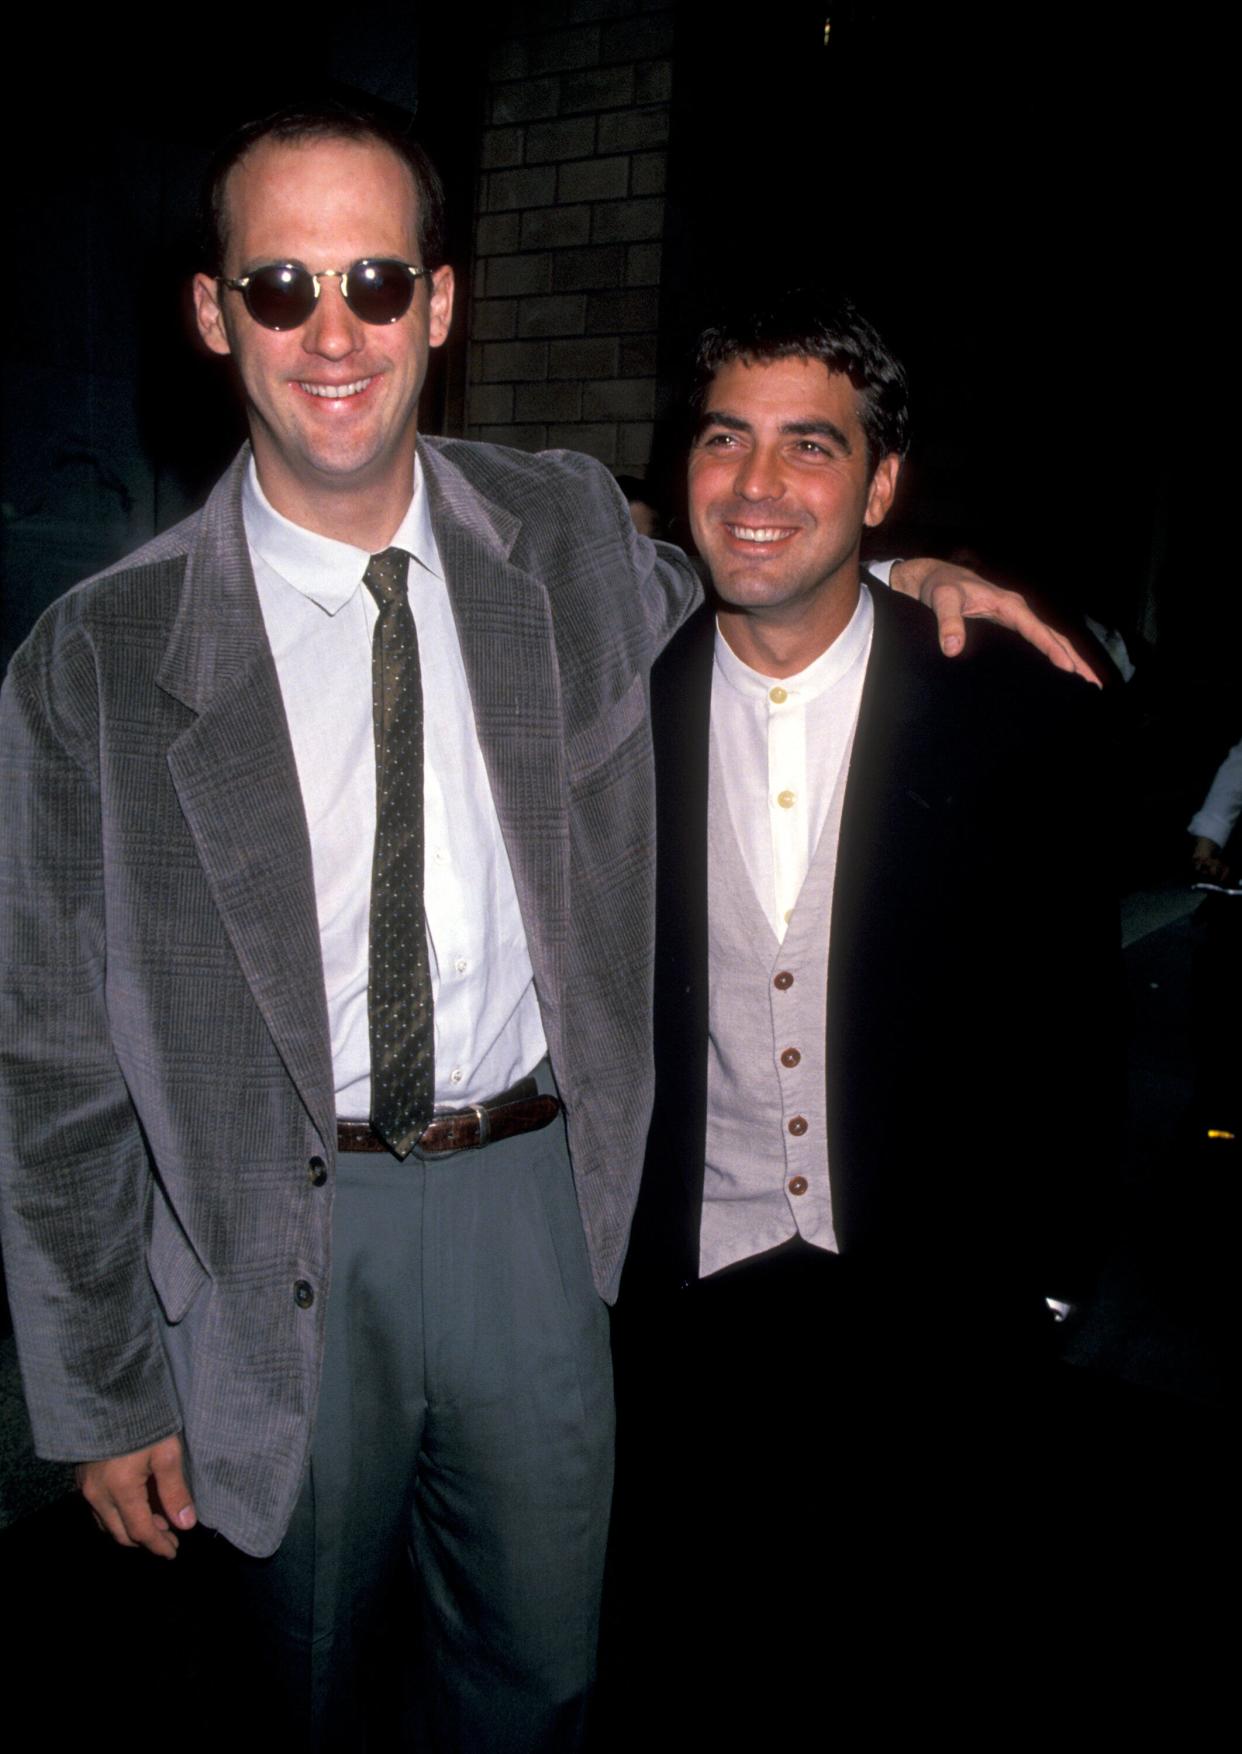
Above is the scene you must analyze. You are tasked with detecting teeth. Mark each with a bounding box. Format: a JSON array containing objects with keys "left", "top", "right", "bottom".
[
  {"left": 726, "top": 525, "right": 793, "bottom": 543},
  {"left": 300, "top": 378, "right": 373, "bottom": 399}
]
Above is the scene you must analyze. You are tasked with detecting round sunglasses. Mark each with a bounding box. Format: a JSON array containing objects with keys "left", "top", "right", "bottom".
[{"left": 218, "top": 259, "right": 432, "bottom": 331}]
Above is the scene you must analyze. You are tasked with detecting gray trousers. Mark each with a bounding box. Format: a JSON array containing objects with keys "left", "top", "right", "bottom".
[{"left": 222, "top": 1071, "right": 613, "bottom": 1752}]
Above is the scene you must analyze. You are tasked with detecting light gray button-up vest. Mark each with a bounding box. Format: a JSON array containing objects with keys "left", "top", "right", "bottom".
[{"left": 699, "top": 715, "right": 859, "bottom": 1277}]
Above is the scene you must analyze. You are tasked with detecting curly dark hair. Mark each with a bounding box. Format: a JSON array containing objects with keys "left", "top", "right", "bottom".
[{"left": 691, "top": 288, "right": 910, "bottom": 476}]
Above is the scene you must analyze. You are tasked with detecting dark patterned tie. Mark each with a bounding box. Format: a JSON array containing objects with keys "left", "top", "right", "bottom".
[{"left": 364, "top": 548, "right": 434, "bottom": 1157}]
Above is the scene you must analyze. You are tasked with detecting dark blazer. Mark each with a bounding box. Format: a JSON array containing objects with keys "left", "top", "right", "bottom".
[
  {"left": 0, "top": 439, "right": 699, "bottom": 1555},
  {"left": 623, "top": 581, "right": 1115, "bottom": 1333}
]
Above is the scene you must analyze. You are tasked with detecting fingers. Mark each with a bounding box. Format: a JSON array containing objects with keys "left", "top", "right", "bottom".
[
  {"left": 150, "top": 1435, "right": 197, "bottom": 1534},
  {"left": 898, "top": 557, "right": 1104, "bottom": 685},
  {"left": 929, "top": 583, "right": 1103, "bottom": 686},
  {"left": 930, "top": 595, "right": 966, "bottom": 658},
  {"left": 75, "top": 1436, "right": 194, "bottom": 1560},
  {"left": 78, "top": 1456, "right": 175, "bottom": 1556},
  {"left": 963, "top": 590, "right": 1099, "bottom": 683}
]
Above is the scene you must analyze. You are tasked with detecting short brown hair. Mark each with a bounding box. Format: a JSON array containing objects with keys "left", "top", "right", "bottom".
[{"left": 202, "top": 101, "right": 446, "bottom": 274}]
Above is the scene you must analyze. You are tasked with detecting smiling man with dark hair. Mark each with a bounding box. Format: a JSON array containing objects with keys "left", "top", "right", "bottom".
[{"left": 612, "top": 289, "right": 1114, "bottom": 1736}]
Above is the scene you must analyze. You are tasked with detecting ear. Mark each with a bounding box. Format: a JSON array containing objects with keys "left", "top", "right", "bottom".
[
  {"left": 863, "top": 453, "right": 901, "bottom": 528},
  {"left": 193, "top": 272, "right": 233, "bottom": 357},
  {"left": 427, "top": 265, "right": 455, "bottom": 350}
]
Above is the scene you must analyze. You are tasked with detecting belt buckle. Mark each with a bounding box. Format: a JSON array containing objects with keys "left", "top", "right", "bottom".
[{"left": 470, "top": 1102, "right": 491, "bottom": 1150}]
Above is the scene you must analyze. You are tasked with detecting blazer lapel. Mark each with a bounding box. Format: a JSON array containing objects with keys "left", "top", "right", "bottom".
[
  {"left": 157, "top": 452, "right": 335, "bottom": 1147},
  {"left": 827, "top": 582, "right": 958, "bottom": 1243},
  {"left": 833, "top": 583, "right": 948, "bottom": 928},
  {"left": 417, "top": 441, "right": 570, "bottom": 1043}
]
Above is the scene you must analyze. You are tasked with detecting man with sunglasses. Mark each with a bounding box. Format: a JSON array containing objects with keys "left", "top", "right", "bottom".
[{"left": 0, "top": 102, "right": 1094, "bottom": 1749}]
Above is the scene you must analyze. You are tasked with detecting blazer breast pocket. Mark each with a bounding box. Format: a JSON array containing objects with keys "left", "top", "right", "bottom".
[{"left": 566, "top": 672, "right": 648, "bottom": 786}]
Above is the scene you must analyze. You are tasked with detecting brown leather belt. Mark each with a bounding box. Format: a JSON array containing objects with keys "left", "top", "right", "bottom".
[{"left": 337, "top": 1075, "right": 560, "bottom": 1157}]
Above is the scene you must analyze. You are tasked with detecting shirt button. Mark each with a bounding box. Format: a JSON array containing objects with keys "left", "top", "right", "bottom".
[
  {"left": 449, "top": 1067, "right": 464, "bottom": 1085},
  {"left": 307, "top": 1156, "right": 328, "bottom": 1188},
  {"left": 773, "top": 971, "right": 794, "bottom": 991},
  {"left": 776, "top": 789, "right": 796, "bottom": 809},
  {"left": 293, "top": 1280, "right": 315, "bottom": 1309},
  {"left": 769, "top": 686, "right": 788, "bottom": 704},
  {"left": 433, "top": 848, "right": 449, "bottom": 866},
  {"left": 788, "top": 1115, "right": 808, "bottom": 1136},
  {"left": 788, "top": 1176, "right": 809, "bottom": 1196},
  {"left": 780, "top": 1048, "right": 801, "bottom": 1068},
  {"left": 454, "top": 957, "right": 468, "bottom": 974}
]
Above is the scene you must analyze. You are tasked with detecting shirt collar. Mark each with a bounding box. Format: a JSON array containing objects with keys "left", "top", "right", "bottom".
[
  {"left": 241, "top": 452, "right": 443, "bottom": 616},
  {"left": 713, "top": 580, "right": 874, "bottom": 704}
]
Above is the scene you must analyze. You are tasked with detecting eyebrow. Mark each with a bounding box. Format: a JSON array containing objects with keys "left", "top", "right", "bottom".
[
  {"left": 235, "top": 258, "right": 310, "bottom": 278},
  {"left": 697, "top": 410, "right": 853, "bottom": 454}
]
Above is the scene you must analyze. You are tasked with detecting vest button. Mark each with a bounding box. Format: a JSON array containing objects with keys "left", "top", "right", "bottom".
[
  {"left": 307, "top": 1156, "right": 328, "bottom": 1187},
  {"left": 788, "top": 1115, "right": 808, "bottom": 1136},
  {"left": 293, "top": 1280, "right": 315, "bottom": 1309},
  {"left": 788, "top": 1175, "right": 809, "bottom": 1196},
  {"left": 780, "top": 1048, "right": 801, "bottom": 1068},
  {"left": 773, "top": 971, "right": 794, "bottom": 991}
]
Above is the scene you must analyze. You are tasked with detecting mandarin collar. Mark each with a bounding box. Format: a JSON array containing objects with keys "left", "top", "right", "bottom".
[{"left": 713, "top": 581, "right": 874, "bottom": 703}]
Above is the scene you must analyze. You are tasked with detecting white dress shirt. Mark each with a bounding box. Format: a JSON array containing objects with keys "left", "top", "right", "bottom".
[
  {"left": 244, "top": 458, "right": 546, "bottom": 1116},
  {"left": 1189, "top": 735, "right": 1242, "bottom": 848},
  {"left": 709, "top": 583, "right": 875, "bottom": 943}
]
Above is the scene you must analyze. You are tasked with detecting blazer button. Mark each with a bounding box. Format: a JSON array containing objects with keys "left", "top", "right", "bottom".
[
  {"left": 293, "top": 1280, "right": 315, "bottom": 1309},
  {"left": 307, "top": 1156, "right": 328, "bottom": 1188},
  {"left": 773, "top": 971, "right": 794, "bottom": 991},
  {"left": 787, "top": 1115, "right": 808, "bottom": 1136}
]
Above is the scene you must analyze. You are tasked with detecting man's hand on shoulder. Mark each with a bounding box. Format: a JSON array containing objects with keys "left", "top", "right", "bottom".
[
  {"left": 76, "top": 1434, "right": 196, "bottom": 1560},
  {"left": 890, "top": 557, "right": 1101, "bottom": 684}
]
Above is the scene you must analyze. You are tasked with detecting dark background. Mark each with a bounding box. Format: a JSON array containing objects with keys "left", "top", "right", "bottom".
[{"left": 2, "top": 1, "right": 1233, "bottom": 816}]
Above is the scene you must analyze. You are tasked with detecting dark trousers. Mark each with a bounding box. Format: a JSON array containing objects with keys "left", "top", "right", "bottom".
[
  {"left": 213, "top": 1071, "right": 614, "bottom": 1753},
  {"left": 602, "top": 1240, "right": 1075, "bottom": 1745}
]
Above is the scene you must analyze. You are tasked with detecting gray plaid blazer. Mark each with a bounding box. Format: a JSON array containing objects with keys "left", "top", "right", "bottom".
[{"left": 0, "top": 439, "right": 699, "bottom": 1555}]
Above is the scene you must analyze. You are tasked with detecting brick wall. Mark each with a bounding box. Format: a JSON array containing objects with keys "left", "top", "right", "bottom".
[{"left": 465, "top": 2, "right": 674, "bottom": 475}]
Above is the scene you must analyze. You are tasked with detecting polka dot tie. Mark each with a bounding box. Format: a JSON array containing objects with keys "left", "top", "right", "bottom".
[{"left": 364, "top": 548, "right": 434, "bottom": 1157}]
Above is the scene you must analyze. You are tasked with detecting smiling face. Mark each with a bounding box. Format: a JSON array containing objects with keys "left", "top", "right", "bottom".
[
  {"left": 193, "top": 134, "right": 453, "bottom": 544},
  {"left": 688, "top": 355, "right": 900, "bottom": 674}
]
